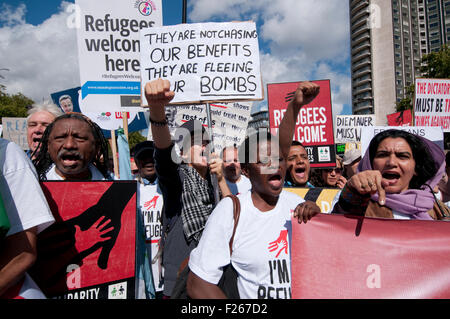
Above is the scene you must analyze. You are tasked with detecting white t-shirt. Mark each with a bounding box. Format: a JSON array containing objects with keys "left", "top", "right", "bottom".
[
  {"left": 45, "top": 163, "right": 107, "bottom": 180},
  {"left": 226, "top": 174, "right": 252, "bottom": 195},
  {"left": 189, "top": 190, "right": 304, "bottom": 299},
  {"left": 137, "top": 178, "right": 164, "bottom": 292},
  {"left": 0, "top": 139, "right": 55, "bottom": 298}
]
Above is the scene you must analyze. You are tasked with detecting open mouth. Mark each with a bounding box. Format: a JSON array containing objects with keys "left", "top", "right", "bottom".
[
  {"left": 382, "top": 172, "right": 400, "bottom": 185},
  {"left": 294, "top": 167, "right": 306, "bottom": 179},
  {"left": 60, "top": 153, "right": 81, "bottom": 167},
  {"left": 268, "top": 173, "right": 283, "bottom": 188}
]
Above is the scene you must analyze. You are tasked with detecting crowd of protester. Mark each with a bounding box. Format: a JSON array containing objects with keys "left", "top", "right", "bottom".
[{"left": 1, "top": 80, "right": 450, "bottom": 299}]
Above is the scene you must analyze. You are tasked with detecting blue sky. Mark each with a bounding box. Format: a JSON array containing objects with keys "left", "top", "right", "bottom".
[{"left": 0, "top": 0, "right": 352, "bottom": 116}]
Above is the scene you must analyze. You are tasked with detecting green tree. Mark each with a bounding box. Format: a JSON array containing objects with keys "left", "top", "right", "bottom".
[
  {"left": 0, "top": 86, "right": 34, "bottom": 123},
  {"left": 128, "top": 130, "right": 147, "bottom": 151},
  {"left": 396, "top": 45, "right": 450, "bottom": 112},
  {"left": 395, "top": 84, "right": 415, "bottom": 112},
  {"left": 420, "top": 45, "right": 450, "bottom": 78}
]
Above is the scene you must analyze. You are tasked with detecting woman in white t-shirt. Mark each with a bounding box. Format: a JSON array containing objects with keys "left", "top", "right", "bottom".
[{"left": 187, "top": 130, "right": 321, "bottom": 299}]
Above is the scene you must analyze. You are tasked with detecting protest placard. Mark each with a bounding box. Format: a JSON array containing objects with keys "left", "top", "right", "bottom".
[
  {"left": 285, "top": 188, "right": 340, "bottom": 214},
  {"left": 50, "top": 87, "right": 149, "bottom": 138},
  {"left": 334, "top": 115, "right": 375, "bottom": 144},
  {"left": 140, "top": 21, "right": 263, "bottom": 104},
  {"left": 386, "top": 109, "right": 412, "bottom": 126},
  {"left": 1, "top": 117, "right": 28, "bottom": 150},
  {"left": 268, "top": 80, "right": 336, "bottom": 167},
  {"left": 30, "top": 181, "right": 137, "bottom": 299},
  {"left": 75, "top": 0, "right": 162, "bottom": 113},
  {"left": 147, "top": 101, "right": 252, "bottom": 153},
  {"left": 360, "top": 126, "right": 444, "bottom": 156},
  {"left": 291, "top": 213, "right": 450, "bottom": 298},
  {"left": 414, "top": 78, "right": 450, "bottom": 132}
]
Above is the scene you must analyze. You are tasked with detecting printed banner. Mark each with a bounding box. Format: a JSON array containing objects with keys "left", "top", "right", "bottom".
[
  {"left": 360, "top": 126, "right": 444, "bottom": 156},
  {"left": 30, "top": 181, "right": 137, "bottom": 299},
  {"left": 334, "top": 115, "right": 375, "bottom": 144},
  {"left": 268, "top": 80, "right": 335, "bottom": 167},
  {"left": 75, "top": 0, "right": 163, "bottom": 113},
  {"left": 1, "top": 117, "right": 28, "bottom": 150},
  {"left": 285, "top": 187, "right": 340, "bottom": 214},
  {"left": 140, "top": 21, "right": 263, "bottom": 104},
  {"left": 50, "top": 87, "right": 149, "bottom": 138},
  {"left": 414, "top": 78, "right": 450, "bottom": 132},
  {"left": 291, "top": 213, "right": 450, "bottom": 298},
  {"left": 386, "top": 109, "right": 412, "bottom": 126}
]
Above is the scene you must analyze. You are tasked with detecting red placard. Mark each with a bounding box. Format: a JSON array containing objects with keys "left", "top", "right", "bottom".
[
  {"left": 291, "top": 213, "right": 450, "bottom": 299},
  {"left": 268, "top": 80, "right": 336, "bottom": 167},
  {"left": 387, "top": 109, "right": 412, "bottom": 126},
  {"left": 30, "top": 181, "right": 137, "bottom": 299}
]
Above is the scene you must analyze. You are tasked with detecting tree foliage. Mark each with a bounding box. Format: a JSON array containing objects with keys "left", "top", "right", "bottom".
[
  {"left": 0, "top": 86, "right": 34, "bottom": 123},
  {"left": 420, "top": 45, "right": 450, "bottom": 78},
  {"left": 396, "top": 45, "right": 450, "bottom": 112}
]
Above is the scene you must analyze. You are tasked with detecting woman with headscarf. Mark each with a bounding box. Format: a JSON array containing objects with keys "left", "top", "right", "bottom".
[{"left": 332, "top": 129, "right": 450, "bottom": 220}]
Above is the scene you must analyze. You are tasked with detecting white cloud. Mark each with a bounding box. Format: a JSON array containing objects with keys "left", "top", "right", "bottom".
[
  {"left": 0, "top": 0, "right": 351, "bottom": 116},
  {"left": 189, "top": 0, "right": 351, "bottom": 114},
  {"left": 0, "top": 2, "right": 80, "bottom": 102}
]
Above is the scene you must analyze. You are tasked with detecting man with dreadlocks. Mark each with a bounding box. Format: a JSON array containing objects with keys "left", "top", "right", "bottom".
[{"left": 33, "top": 113, "right": 112, "bottom": 181}]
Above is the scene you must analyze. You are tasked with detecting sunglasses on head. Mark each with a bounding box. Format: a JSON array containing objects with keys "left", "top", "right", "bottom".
[{"left": 324, "top": 167, "right": 342, "bottom": 174}]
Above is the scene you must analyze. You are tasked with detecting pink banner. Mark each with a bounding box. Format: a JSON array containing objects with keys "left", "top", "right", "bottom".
[{"left": 291, "top": 213, "right": 450, "bottom": 299}]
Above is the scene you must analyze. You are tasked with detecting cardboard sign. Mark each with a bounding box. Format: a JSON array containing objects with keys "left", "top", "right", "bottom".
[
  {"left": 414, "top": 78, "right": 450, "bottom": 132},
  {"left": 1, "top": 117, "right": 28, "bottom": 150},
  {"left": 147, "top": 101, "right": 252, "bottom": 152},
  {"left": 268, "top": 80, "right": 335, "bottom": 167},
  {"left": 334, "top": 115, "right": 375, "bottom": 144},
  {"left": 140, "top": 21, "right": 263, "bottom": 104},
  {"left": 30, "top": 181, "right": 137, "bottom": 299},
  {"left": 386, "top": 109, "right": 412, "bottom": 126},
  {"left": 291, "top": 213, "right": 450, "bottom": 298},
  {"left": 75, "top": 0, "right": 163, "bottom": 113},
  {"left": 360, "top": 126, "right": 444, "bottom": 156}
]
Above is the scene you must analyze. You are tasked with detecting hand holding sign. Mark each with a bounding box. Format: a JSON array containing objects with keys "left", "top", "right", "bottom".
[{"left": 293, "top": 201, "right": 321, "bottom": 224}]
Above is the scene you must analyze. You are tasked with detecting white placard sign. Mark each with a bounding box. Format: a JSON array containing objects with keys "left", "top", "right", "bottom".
[
  {"left": 334, "top": 115, "right": 375, "bottom": 143},
  {"left": 2, "top": 117, "right": 28, "bottom": 150},
  {"left": 75, "top": 0, "right": 162, "bottom": 113},
  {"left": 140, "top": 21, "right": 263, "bottom": 104},
  {"left": 147, "top": 101, "right": 252, "bottom": 152},
  {"left": 360, "top": 126, "right": 444, "bottom": 157},
  {"left": 414, "top": 78, "right": 450, "bottom": 132}
]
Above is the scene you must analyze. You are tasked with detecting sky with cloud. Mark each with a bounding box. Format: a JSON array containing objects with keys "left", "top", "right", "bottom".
[{"left": 0, "top": 0, "right": 351, "bottom": 116}]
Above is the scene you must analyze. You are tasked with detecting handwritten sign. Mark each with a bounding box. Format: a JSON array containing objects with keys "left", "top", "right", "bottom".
[
  {"left": 2, "top": 117, "right": 28, "bottom": 150},
  {"left": 334, "top": 115, "right": 375, "bottom": 143},
  {"left": 75, "top": 0, "right": 162, "bottom": 113},
  {"left": 140, "top": 21, "right": 263, "bottom": 104},
  {"left": 147, "top": 101, "right": 252, "bottom": 152},
  {"left": 414, "top": 78, "right": 450, "bottom": 132}
]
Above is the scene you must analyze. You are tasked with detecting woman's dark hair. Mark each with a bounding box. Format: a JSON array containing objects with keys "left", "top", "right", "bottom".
[
  {"left": 32, "top": 113, "right": 111, "bottom": 180},
  {"left": 368, "top": 129, "right": 437, "bottom": 189},
  {"left": 308, "top": 156, "right": 343, "bottom": 188}
]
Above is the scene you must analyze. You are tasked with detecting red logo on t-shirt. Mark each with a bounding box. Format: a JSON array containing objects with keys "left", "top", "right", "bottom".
[
  {"left": 268, "top": 230, "right": 288, "bottom": 258},
  {"left": 144, "top": 196, "right": 159, "bottom": 209}
]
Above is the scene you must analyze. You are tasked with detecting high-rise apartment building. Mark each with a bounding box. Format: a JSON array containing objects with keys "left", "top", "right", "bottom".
[{"left": 350, "top": 0, "right": 450, "bottom": 125}]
